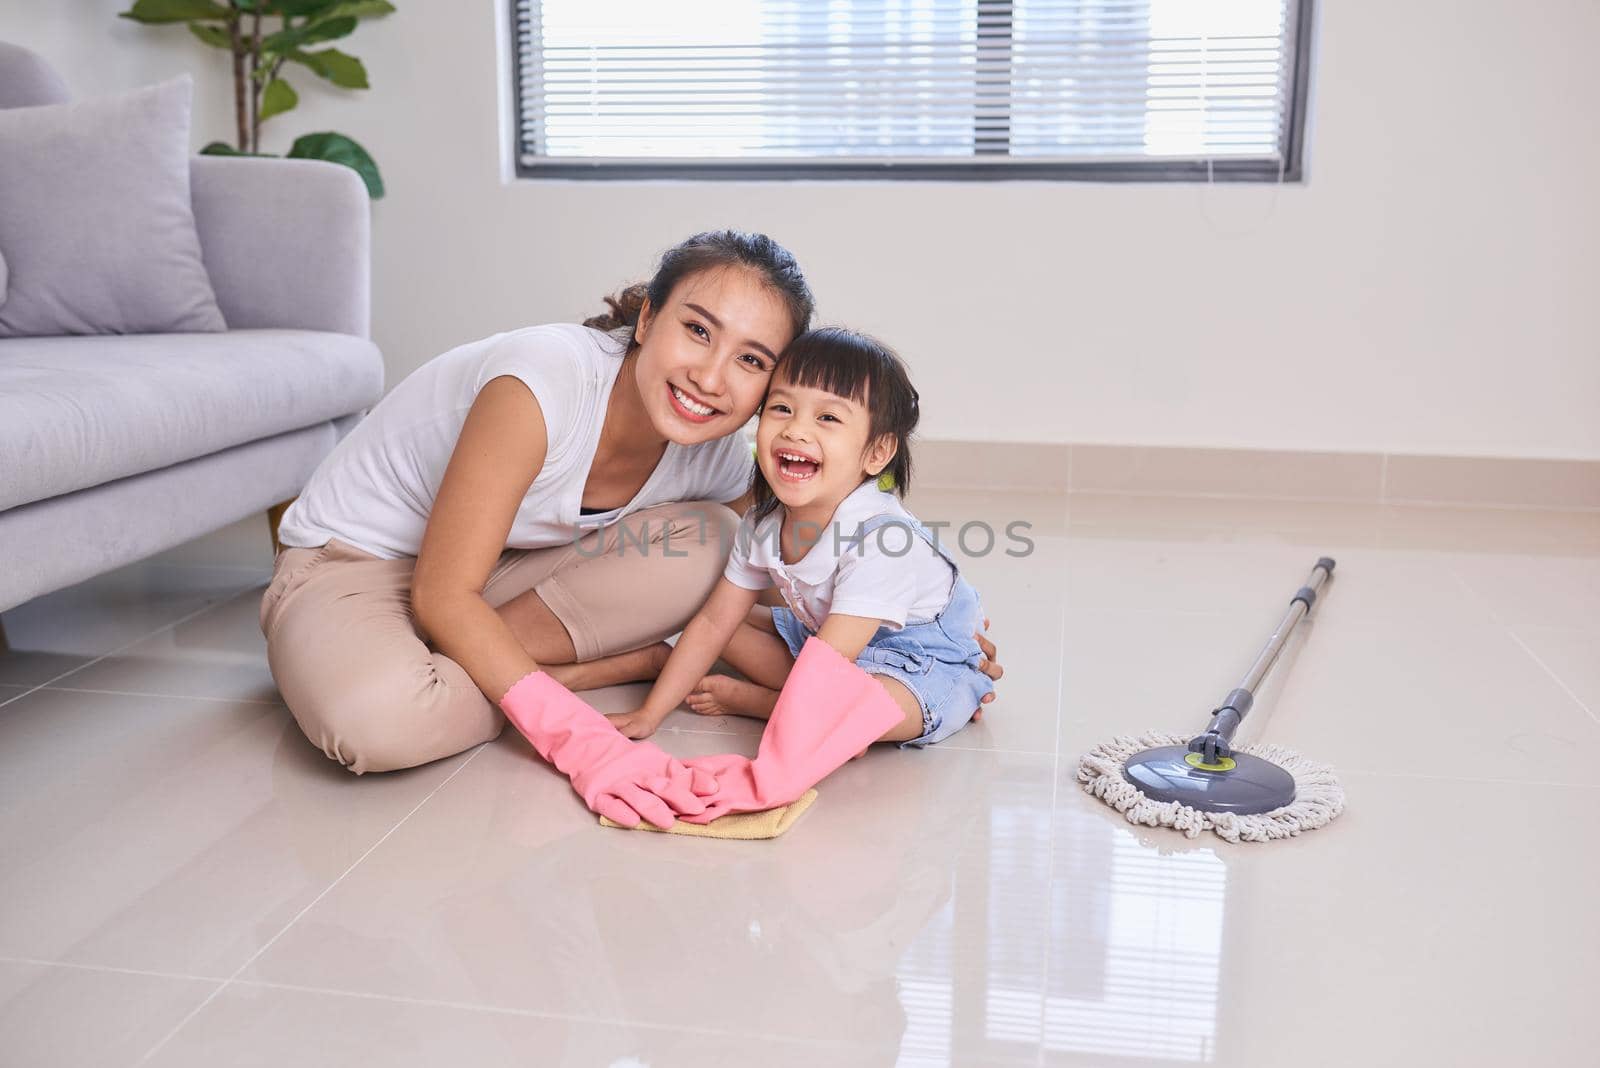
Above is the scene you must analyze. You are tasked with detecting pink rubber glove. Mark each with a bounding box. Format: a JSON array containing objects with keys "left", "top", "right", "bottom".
[
  {"left": 499, "top": 671, "right": 718, "bottom": 829},
  {"left": 678, "top": 637, "right": 906, "bottom": 823}
]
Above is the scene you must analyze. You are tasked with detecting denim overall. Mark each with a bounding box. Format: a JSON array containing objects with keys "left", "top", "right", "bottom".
[{"left": 771, "top": 512, "right": 995, "bottom": 747}]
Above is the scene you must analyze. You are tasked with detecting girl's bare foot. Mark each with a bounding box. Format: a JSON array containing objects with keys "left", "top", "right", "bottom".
[
  {"left": 605, "top": 709, "right": 664, "bottom": 739},
  {"left": 685, "top": 674, "right": 781, "bottom": 720},
  {"left": 545, "top": 641, "right": 673, "bottom": 691}
]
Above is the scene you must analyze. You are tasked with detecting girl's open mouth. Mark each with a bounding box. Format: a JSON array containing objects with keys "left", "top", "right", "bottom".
[{"left": 775, "top": 448, "right": 821, "bottom": 482}]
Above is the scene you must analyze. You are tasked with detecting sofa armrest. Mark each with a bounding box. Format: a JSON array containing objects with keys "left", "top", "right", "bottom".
[{"left": 190, "top": 155, "right": 370, "bottom": 338}]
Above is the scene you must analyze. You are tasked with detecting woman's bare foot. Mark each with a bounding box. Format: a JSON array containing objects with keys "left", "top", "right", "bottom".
[
  {"left": 545, "top": 641, "right": 673, "bottom": 692},
  {"left": 685, "top": 674, "right": 781, "bottom": 720}
]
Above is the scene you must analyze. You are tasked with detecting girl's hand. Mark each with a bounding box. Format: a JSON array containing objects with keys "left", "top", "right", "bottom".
[
  {"left": 606, "top": 709, "right": 662, "bottom": 740},
  {"left": 972, "top": 616, "right": 1003, "bottom": 722}
]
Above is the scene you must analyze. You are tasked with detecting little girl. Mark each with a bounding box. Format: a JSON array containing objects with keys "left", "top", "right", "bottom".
[{"left": 607, "top": 327, "right": 995, "bottom": 749}]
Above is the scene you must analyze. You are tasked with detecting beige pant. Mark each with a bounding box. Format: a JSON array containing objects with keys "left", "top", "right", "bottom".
[{"left": 259, "top": 501, "right": 737, "bottom": 774}]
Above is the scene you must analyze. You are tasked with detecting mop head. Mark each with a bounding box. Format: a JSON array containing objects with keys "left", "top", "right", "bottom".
[
  {"left": 1077, "top": 731, "right": 1345, "bottom": 843},
  {"left": 598, "top": 788, "right": 818, "bottom": 839}
]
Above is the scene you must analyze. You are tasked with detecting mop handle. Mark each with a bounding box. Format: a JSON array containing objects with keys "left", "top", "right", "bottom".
[{"left": 1188, "top": 557, "right": 1336, "bottom": 763}]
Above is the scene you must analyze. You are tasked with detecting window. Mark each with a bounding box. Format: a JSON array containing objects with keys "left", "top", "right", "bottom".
[{"left": 511, "top": 0, "right": 1312, "bottom": 180}]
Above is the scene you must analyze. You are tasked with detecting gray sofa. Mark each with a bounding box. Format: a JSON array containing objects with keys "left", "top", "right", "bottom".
[{"left": 0, "top": 45, "right": 384, "bottom": 617}]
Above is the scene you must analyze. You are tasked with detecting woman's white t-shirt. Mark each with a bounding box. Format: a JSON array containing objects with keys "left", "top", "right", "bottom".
[
  {"left": 276, "top": 323, "right": 755, "bottom": 559},
  {"left": 722, "top": 481, "right": 956, "bottom": 633}
]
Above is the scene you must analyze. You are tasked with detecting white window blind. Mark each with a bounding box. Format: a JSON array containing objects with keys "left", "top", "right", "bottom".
[{"left": 513, "top": 0, "right": 1309, "bottom": 179}]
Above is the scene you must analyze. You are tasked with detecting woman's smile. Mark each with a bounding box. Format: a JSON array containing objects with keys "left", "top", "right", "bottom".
[{"left": 666, "top": 381, "right": 723, "bottom": 423}]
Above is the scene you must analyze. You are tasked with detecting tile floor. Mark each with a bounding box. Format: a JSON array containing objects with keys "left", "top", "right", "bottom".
[{"left": 1, "top": 488, "right": 1596, "bottom": 1067}]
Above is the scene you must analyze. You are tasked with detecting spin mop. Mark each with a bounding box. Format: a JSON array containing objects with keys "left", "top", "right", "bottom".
[{"left": 1077, "top": 558, "right": 1346, "bottom": 843}]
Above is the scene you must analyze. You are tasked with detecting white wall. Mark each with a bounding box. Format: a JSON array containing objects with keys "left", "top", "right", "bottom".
[{"left": 9, "top": 0, "right": 1598, "bottom": 459}]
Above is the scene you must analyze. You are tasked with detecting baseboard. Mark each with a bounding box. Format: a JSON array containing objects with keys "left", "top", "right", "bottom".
[{"left": 914, "top": 440, "right": 1600, "bottom": 511}]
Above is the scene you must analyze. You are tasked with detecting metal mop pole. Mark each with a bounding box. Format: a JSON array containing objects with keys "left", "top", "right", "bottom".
[{"left": 1189, "top": 557, "right": 1336, "bottom": 765}]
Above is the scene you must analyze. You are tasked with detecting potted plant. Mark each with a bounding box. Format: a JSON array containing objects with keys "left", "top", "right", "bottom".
[{"left": 119, "top": 0, "right": 393, "bottom": 197}]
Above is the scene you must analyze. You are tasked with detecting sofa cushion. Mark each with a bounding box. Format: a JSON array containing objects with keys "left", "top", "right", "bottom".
[
  {"left": 0, "top": 329, "right": 384, "bottom": 511},
  {"left": 0, "top": 42, "right": 72, "bottom": 109},
  {"left": 0, "top": 75, "right": 225, "bottom": 337}
]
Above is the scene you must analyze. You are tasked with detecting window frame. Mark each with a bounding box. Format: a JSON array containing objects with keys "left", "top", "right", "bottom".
[{"left": 509, "top": 0, "right": 1315, "bottom": 183}]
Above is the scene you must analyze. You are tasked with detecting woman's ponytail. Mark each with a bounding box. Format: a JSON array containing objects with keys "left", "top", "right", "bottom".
[{"left": 582, "top": 283, "right": 650, "bottom": 332}]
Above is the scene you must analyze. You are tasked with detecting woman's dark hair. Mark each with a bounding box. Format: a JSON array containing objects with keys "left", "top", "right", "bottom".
[
  {"left": 584, "top": 230, "right": 814, "bottom": 347},
  {"left": 750, "top": 327, "right": 920, "bottom": 521}
]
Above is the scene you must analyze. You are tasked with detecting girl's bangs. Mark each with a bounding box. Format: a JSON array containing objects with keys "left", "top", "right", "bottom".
[{"left": 774, "top": 331, "right": 881, "bottom": 405}]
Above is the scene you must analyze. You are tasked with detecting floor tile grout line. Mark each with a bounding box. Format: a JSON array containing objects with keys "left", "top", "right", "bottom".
[
  {"left": 1059, "top": 486, "right": 1405, "bottom": 508},
  {"left": 1034, "top": 595, "right": 1069, "bottom": 1068},
  {"left": 132, "top": 741, "right": 489, "bottom": 1066},
  {"left": 1503, "top": 628, "right": 1599, "bottom": 729},
  {"left": 658, "top": 726, "right": 765, "bottom": 738},
  {"left": 0, "top": 585, "right": 262, "bottom": 712},
  {"left": 1334, "top": 767, "right": 1600, "bottom": 790},
  {"left": 1440, "top": 562, "right": 1508, "bottom": 627},
  {"left": 34, "top": 685, "right": 286, "bottom": 708},
  {"left": 1438, "top": 559, "right": 1600, "bottom": 726},
  {"left": 221, "top": 976, "right": 886, "bottom": 1051},
  {"left": 918, "top": 743, "right": 1058, "bottom": 757},
  {"left": 1057, "top": 485, "right": 1600, "bottom": 515},
  {"left": 0, "top": 955, "right": 227, "bottom": 985}
]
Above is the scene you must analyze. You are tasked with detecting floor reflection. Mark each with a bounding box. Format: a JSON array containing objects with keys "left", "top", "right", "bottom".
[
  {"left": 895, "top": 770, "right": 1053, "bottom": 1065},
  {"left": 885, "top": 778, "right": 1231, "bottom": 1065},
  {"left": 1047, "top": 809, "right": 1227, "bottom": 1062}
]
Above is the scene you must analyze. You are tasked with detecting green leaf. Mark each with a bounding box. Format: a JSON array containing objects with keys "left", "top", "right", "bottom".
[
  {"left": 187, "top": 22, "right": 233, "bottom": 49},
  {"left": 270, "top": 0, "right": 396, "bottom": 17},
  {"left": 119, "top": 0, "right": 230, "bottom": 23},
  {"left": 267, "top": 0, "right": 342, "bottom": 15},
  {"left": 284, "top": 47, "right": 368, "bottom": 88},
  {"left": 263, "top": 15, "right": 356, "bottom": 52},
  {"left": 287, "top": 131, "right": 384, "bottom": 198},
  {"left": 259, "top": 77, "right": 298, "bottom": 122},
  {"left": 316, "top": 0, "right": 396, "bottom": 18},
  {"left": 201, "top": 142, "right": 281, "bottom": 157}
]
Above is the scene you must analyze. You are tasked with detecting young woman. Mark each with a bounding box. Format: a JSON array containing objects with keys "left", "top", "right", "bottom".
[{"left": 258, "top": 232, "right": 1002, "bottom": 811}]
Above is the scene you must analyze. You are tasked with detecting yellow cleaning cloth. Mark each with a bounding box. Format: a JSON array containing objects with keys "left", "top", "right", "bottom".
[{"left": 599, "top": 789, "right": 818, "bottom": 839}]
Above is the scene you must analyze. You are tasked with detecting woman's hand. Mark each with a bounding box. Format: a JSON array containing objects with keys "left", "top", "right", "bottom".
[
  {"left": 972, "top": 616, "right": 1003, "bottom": 722},
  {"left": 606, "top": 709, "right": 663, "bottom": 740},
  {"left": 499, "top": 672, "right": 715, "bottom": 829}
]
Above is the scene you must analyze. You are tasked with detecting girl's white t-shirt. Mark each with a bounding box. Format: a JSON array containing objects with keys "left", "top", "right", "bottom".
[
  {"left": 722, "top": 481, "right": 956, "bottom": 633},
  {"left": 276, "top": 323, "right": 755, "bottom": 560}
]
